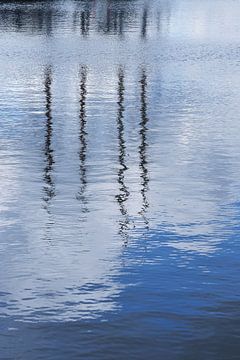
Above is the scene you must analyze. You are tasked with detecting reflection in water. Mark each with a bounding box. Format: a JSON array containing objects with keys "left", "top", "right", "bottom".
[
  {"left": 104, "top": 7, "right": 124, "bottom": 36},
  {"left": 43, "top": 66, "right": 55, "bottom": 213},
  {"left": 0, "top": 6, "right": 59, "bottom": 35},
  {"left": 97, "top": 1, "right": 136, "bottom": 36},
  {"left": 45, "top": 6, "right": 53, "bottom": 36},
  {"left": 73, "top": 5, "right": 91, "bottom": 36},
  {"left": 115, "top": 67, "right": 130, "bottom": 245},
  {"left": 139, "top": 68, "right": 149, "bottom": 228},
  {"left": 141, "top": 7, "right": 148, "bottom": 39},
  {"left": 80, "top": 10, "right": 90, "bottom": 36},
  {"left": 99, "top": 7, "right": 124, "bottom": 35},
  {"left": 0, "top": 0, "right": 168, "bottom": 38},
  {"left": 76, "top": 66, "right": 88, "bottom": 211},
  {"left": 2, "top": 0, "right": 240, "bottom": 358}
]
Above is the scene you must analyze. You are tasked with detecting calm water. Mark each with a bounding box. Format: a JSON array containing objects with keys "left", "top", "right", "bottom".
[{"left": 1, "top": 0, "right": 240, "bottom": 358}]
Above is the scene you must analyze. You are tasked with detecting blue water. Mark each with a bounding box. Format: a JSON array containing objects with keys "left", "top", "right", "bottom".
[{"left": 1, "top": 0, "right": 240, "bottom": 358}]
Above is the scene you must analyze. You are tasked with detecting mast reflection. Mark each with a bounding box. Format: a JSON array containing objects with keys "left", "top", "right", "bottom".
[
  {"left": 115, "top": 67, "right": 130, "bottom": 245},
  {"left": 141, "top": 7, "right": 148, "bottom": 39},
  {"left": 81, "top": 10, "right": 90, "bottom": 36},
  {"left": 0, "top": 0, "right": 172, "bottom": 39},
  {"left": 73, "top": 6, "right": 91, "bottom": 36},
  {"left": 97, "top": 3, "right": 130, "bottom": 37},
  {"left": 43, "top": 65, "right": 55, "bottom": 213},
  {"left": 139, "top": 68, "right": 149, "bottom": 228},
  {"left": 76, "top": 66, "right": 88, "bottom": 212}
]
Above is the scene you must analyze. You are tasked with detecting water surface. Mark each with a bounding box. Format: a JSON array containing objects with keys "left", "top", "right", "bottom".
[{"left": 1, "top": 0, "right": 240, "bottom": 359}]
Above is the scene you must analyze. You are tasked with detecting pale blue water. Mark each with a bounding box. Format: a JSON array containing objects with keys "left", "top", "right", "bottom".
[{"left": 1, "top": 0, "right": 240, "bottom": 358}]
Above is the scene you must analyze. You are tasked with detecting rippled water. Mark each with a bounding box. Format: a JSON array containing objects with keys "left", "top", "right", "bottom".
[{"left": 1, "top": 0, "right": 240, "bottom": 358}]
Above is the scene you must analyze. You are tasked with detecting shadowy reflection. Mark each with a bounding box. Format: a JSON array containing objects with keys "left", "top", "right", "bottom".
[
  {"left": 139, "top": 68, "right": 149, "bottom": 228},
  {"left": 156, "top": 9, "right": 162, "bottom": 33},
  {"left": 73, "top": 3, "right": 91, "bottom": 36},
  {"left": 80, "top": 10, "right": 90, "bottom": 36},
  {"left": 141, "top": 7, "right": 148, "bottom": 39},
  {"left": 0, "top": 4, "right": 61, "bottom": 35},
  {"left": 45, "top": 6, "right": 53, "bottom": 37},
  {"left": 0, "top": 0, "right": 171, "bottom": 39},
  {"left": 97, "top": 1, "right": 135, "bottom": 37},
  {"left": 43, "top": 66, "right": 55, "bottom": 213},
  {"left": 115, "top": 67, "right": 130, "bottom": 245},
  {"left": 76, "top": 66, "right": 88, "bottom": 212}
]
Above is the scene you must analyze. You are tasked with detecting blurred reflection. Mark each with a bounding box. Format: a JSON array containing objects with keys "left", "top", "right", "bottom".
[
  {"left": 43, "top": 66, "right": 55, "bottom": 213},
  {"left": 139, "top": 68, "right": 149, "bottom": 228},
  {"left": 141, "top": 7, "right": 148, "bottom": 39},
  {"left": 115, "top": 67, "right": 130, "bottom": 245},
  {"left": 97, "top": 1, "right": 136, "bottom": 36},
  {"left": 103, "top": 7, "right": 124, "bottom": 36},
  {"left": 0, "top": 0, "right": 170, "bottom": 39},
  {"left": 0, "top": 5, "right": 61, "bottom": 35},
  {"left": 81, "top": 10, "right": 90, "bottom": 36},
  {"left": 2, "top": 0, "right": 240, "bottom": 357},
  {"left": 73, "top": 3, "right": 91, "bottom": 36},
  {"left": 45, "top": 6, "right": 53, "bottom": 37},
  {"left": 76, "top": 66, "right": 88, "bottom": 212}
]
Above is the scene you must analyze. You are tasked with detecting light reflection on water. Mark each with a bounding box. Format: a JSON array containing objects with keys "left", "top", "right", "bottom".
[{"left": 1, "top": 0, "right": 240, "bottom": 358}]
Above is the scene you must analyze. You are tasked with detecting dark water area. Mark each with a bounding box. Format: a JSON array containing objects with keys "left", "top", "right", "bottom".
[{"left": 1, "top": 0, "right": 240, "bottom": 358}]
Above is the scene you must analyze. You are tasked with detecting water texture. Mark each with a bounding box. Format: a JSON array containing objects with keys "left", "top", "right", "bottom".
[{"left": 0, "top": 0, "right": 240, "bottom": 358}]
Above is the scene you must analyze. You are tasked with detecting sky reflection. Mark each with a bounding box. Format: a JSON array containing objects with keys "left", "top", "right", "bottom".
[{"left": 1, "top": 0, "right": 240, "bottom": 358}]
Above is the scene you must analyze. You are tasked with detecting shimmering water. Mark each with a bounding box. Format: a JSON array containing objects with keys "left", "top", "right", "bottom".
[{"left": 1, "top": 0, "right": 240, "bottom": 358}]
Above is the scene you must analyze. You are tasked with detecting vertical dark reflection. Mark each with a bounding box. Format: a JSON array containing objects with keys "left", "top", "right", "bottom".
[
  {"left": 156, "top": 10, "right": 161, "bottom": 33},
  {"left": 115, "top": 67, "right": 130, "bottom": 245},
  {"left": 119, "top": 10, "right": 124, "bottom": 36},
  {"left": 139, "top": 68, "right": 149, "bottom": 228},
  {"left": 80, "top": 10, "right": 90, "bottom": 36},
  {"left": 45, "top": 8, "right": 53, "bottom": 37},
  {"left": 43, "top": 66, "right": 55, "bottom": 213},
  {"left": 72, "top": 2, "right": 91, "bottom": 36},
  {"left": 97, "top": 2, "right": 129, "bottom": 37},
  {"left": 36, "top": 9, "right": 44, "bottom": 33},
  {"left": 141, "top": 7, "right": 148, "bottom": 39},
  {"left": 76, "top": 66, "right": 88, "bottom": 211},
  {"left": 15, "top": 9, "right": 23, "bottom": 31},
  {"left": 72, "top": 9, "right": 78, "bottom": 30},
  {"left": 106, "top": 7, "right": 111, "bottom": 33}
]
